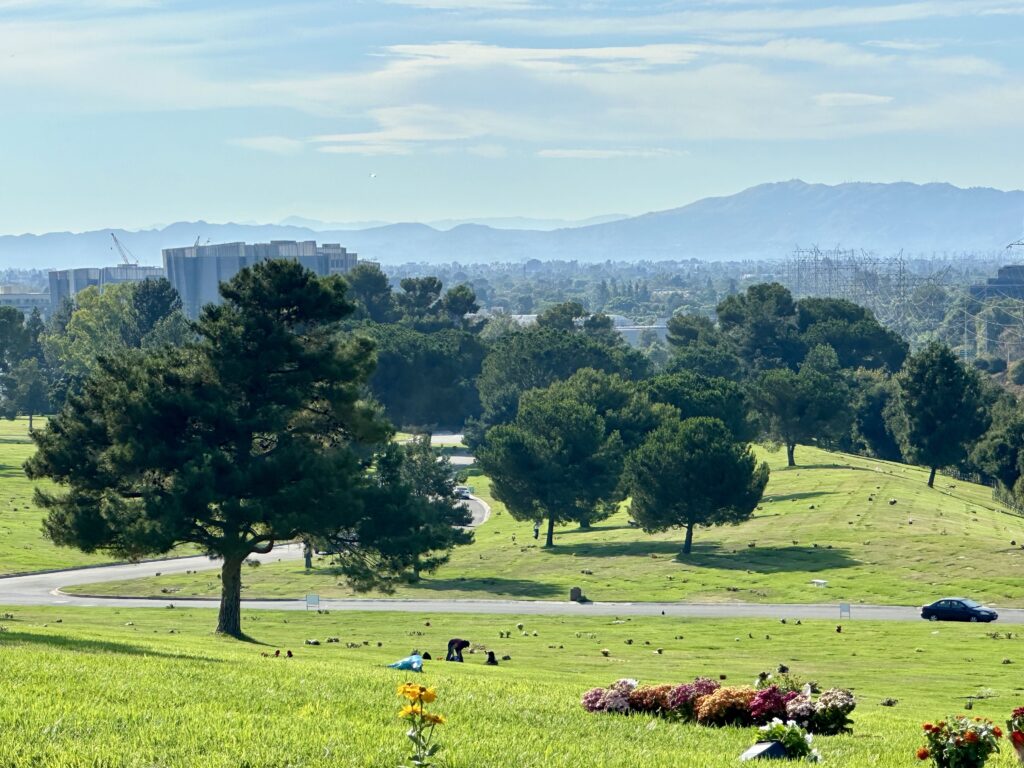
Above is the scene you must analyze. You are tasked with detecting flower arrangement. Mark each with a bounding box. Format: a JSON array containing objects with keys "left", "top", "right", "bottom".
[
  {"left": 396, "top": 683, "right": 446, "bottom": 768},
  {"left": 757, "top": 719, "right": 821, "bottom": 762},
  {"left": 668, "top": 677, "right": 721, "bottom": 721},
  {"left": 695, "top": 686, "right": 757, "bottom": 727},
  {"left": 749, "top": 686, "right": 791, "bottom": 725},
  {"left": 917, "top": 717, "right": 1002, "bottom": 768},
  {"left": 1007, "top": 707, "right": 1024, "bottom": 760},
  {"left": 627, "top": 684, "right": 674, "bottom": 714},
  {"left": 812, "top": 689, "right": 857, "bottom": 735},
  {"left": 580, "top": 674, "right": 854, "bottom": 737}
]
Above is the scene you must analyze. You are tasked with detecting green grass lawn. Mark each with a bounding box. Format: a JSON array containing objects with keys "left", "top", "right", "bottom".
[
  {"left": 0, "top": 605, "right": 1022, "bottom": 766},
  {"left": 73, "top": 445, "right": 1024, "bottom": 607},
  {"left": 0, "top": 417, "right": 126, "bottom": 575}
]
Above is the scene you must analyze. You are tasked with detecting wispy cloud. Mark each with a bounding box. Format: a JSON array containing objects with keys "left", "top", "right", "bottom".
[
  {"left": 538, "top": 147, "right": 687, "bottom": 159},
  {"left": 815, "top": 92, "right": 893, "bottom": 107},
  {"left": 229, "top": 136, "right": 305, "bottom": 155}
]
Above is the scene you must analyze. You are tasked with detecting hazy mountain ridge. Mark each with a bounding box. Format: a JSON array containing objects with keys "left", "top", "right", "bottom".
[{"left": 4, "top": 181, "right": 1023, "bottom": 270}]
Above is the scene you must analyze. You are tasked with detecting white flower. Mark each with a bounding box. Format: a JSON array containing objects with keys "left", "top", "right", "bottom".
[{"left": 807, "top": 748, "right": 821, "bottom": 763}]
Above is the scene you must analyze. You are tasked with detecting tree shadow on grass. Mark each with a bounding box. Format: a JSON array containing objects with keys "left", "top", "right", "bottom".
[
  {"left": 684, "top": 543, "right": 857, "bottom": 573},
  {"left": 2, "top": 630, "right": 222, "bottom": 662},
  {"left": 558, "top": 524, "right": 635, "bottom": 536},
  {"left": 408, "top": 577, "right": 562, "bottom": 599},
  {"left": 764, "top": 491, "right": 834, "bottom": 503},
  {"left": 545, "top": 540, "right": 685, "bottom": 558}
]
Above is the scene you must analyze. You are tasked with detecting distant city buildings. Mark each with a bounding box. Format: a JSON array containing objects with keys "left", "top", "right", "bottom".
[
  {"left": 163, "top": 240, "right": 358, "bottom": 318},
  {"left": 0, "top": 287, "right": 51, "bottom": 318},
  {"left": 970, "top": 265, "right": 1024, "bottom": 301},
  {"left": 48, "top": 265, "right": 165, "bottom": 313}
]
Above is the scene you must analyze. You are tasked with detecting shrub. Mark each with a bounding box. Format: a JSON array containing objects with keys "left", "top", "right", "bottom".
[
  {"left": 599, "top": 687, "right": 630, "bottom": 714},
  {"left": 758, "top": 719, "right": 820, "bottom": 762},
  {"left": 628, "top": 685, "right": 673, "bottom": 715},
  {"left": 1012, "top": 360, "right": 1024, "bottom": 385},
  {"left": 989, "top": 358, "right": 1008, "bottom": 374},
  {"left": 812, "top": 688, "right": 856, "bottom": 735},
  {"left": 695, "top": 686, "right": 757, "bottom": 727},
  {"left": 667, "top": 677, "right": 720, "bottom": 721},
  {"left": 749, "top": 686, "right": 789, "bottom": 725}
]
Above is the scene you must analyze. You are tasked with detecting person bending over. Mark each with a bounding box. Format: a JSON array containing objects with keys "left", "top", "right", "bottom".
[{"left": 446, "top": 638, "right": 470, "bottom": 662}]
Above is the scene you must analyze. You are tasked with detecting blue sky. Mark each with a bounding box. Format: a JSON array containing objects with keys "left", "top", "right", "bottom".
[{"left": 0, "top": 0, "right": 1022, "bottom": 234}]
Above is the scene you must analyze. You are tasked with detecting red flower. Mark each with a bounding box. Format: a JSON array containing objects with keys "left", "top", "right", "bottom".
[
  {"left": 994, "top": 726, "right": 1003, "bottom": 738},
  {"left": 916, "top": 747, "right": 930, "bottom": 760},
  {"left": 1012, "top": 730, "right": 1024, "bottom": 747},
  {"left": 965, "top": 730, "right": 979, "bottom": 743},
  {"left": 923, "top": 723, "right": 934, "bottom": 732}
]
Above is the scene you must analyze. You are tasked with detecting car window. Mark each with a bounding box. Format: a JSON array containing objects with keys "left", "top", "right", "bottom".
[{"left": 961, "top": 599, "right": 981, "bottom": 608}]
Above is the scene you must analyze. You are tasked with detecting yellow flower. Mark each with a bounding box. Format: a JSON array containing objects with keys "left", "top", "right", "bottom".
[
  {"left": 420, "top": 687, "right": 438, "bottom": 704},
  {"left": 398, "top": 704, "right": 423, "bottom": 719},
  {"left": 397, "top": 683, "right": 423, "bottom": 701},
  {"left": 422, "top": 712, "right": 447, "bottom": 725}
]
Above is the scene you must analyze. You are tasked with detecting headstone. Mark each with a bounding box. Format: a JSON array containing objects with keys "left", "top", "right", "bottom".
[
  {"left": 570, "top": 586, "right": 583, "bottom": 602},
  {"left": 739, "top": 741, "right": 789, "bottom": 761}
]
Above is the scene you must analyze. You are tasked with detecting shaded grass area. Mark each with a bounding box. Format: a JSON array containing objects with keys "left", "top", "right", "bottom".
[
  {"left": 0, "top": 605, "right": 1021, "bottom": 767},
  {"left": 75, "top": 446, "right": 1024, "bottom": 607}
]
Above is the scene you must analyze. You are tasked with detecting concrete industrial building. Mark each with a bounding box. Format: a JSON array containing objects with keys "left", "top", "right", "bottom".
[
  {"left": 0, "top": 288, "right": 51, "bottom": 318},
  {"left": 162, "top": 240, "right": 358, "bottom": 318},
  {"left": 970, "top": 265, "right": 1024, "bottom": 301},
  {"left": 48, "top": 265, "right": 165, "bottom": 312}
]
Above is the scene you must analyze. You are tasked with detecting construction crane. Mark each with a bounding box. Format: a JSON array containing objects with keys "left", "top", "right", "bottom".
[{"left": 110, "top": 233, "right": 138, "bottom": 267}]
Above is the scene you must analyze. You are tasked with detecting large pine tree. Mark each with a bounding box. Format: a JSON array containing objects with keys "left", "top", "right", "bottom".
[{"left": 26, "top": 261, "right": 425, "bottom": 637}]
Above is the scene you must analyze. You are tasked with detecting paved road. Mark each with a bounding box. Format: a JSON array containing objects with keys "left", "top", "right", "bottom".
[{"left": 3, "top": 494, "right": 1021, "bottom": 623}]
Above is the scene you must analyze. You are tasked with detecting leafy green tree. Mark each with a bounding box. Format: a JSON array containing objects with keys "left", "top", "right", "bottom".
[
  {"left": 5, "top": 358, "right": 49, "bottom": 431},
  {"left": 750, "top": 345, "right": 851, "bottom": 466},
  {"left": 441, "top": 284, "right": 479, "bottom": 326},
  {"left": 477, "top": 387, "right": 624, "bottom": 548},
  {"left": 339, "top": 435, "right": 472, "bottom": 586},
  {"left": 26, "top": 261, "right": 409, "bottom": 638},
  {"left": 536, "top": 301, "right": 585, "bottom": 332},
  {"left": 23, "top": 308, "right": 46, "bottom": 364},
  {"left": 0, "top": 306, "right": 27, "bottom": 375},
  {"left": 128, "top": 278, "right": 183, "bottom": 346},
  {"left": 623, "top": 416, "right": 769, "bottom": 556},
  {"left": 666, "top": 314, "right": 718, "bottom": 349},
  {"left": 346, "top": 263, "right": 397, "bottom": 323},
  {"left": 850, "top": 369, "right": 903, "bottom": 461},
  {"left": 716, "top": 283, "right": 805, "bottom": 371},
  {"left": 359, "top": 324, "right": 484, "bottom": 431},
  {"left": 398, "top": 277, "right": 444, "bottom": 318},
  {"left": 474, "top": 326, "right": 649, "bottom": 437},
  {"left": 969, "top": 395, "right": 1024, "bottom": 495},
  {"left": 886, "top": 341, "right": 989, "bottom": 487},
  {"left": 796, "top": 297, "right": 907, "bottom": 371},
  {"left": 644, "top": 370, "right": 754, "bottom": 441}
]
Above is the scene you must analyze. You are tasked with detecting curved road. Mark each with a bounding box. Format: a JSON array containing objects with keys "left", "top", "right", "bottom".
[{"left": 3, "top": 495, "right": 1022, "bottom": 623}]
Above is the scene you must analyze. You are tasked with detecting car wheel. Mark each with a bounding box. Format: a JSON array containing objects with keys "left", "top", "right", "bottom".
[
  {"left": 928, "top": 615, "right": 938, "bottom": 621},
  {"left": 970, "top": 616, "right": 979, "bottom": 623}
]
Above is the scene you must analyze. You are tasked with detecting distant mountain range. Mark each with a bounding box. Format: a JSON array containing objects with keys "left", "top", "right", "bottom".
[{"left": 4, "top": 180, "right": 1023, "bottom": 271}]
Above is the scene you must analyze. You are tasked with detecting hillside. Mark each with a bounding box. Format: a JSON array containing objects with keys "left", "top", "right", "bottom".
[
  {"left": 71, "top": 446, "right": 1024, "bottom": 607},
  {"left": 5, "top": 180, "right": 1022, "bottom": 268},
  {"left": 0, "top": 605, "right": 1015, "bottom": 766}
]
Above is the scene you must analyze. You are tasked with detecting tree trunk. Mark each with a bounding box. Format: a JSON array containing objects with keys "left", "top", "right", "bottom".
[
  {"left": 216, "top": 555, "right": 245, "bottom": 638},
  {"left": 786, "top": 443, "right": 796, "bottom": 467},
  {"left": 928, "top": 466, "right": 937, "bottom": 488},
  {"left": 578, "top": 519, "right": 592, "bottom": 530},
  {"left": 544, "top": 515, "right": 555, "bottom": 548},
  {"left": 682, "top": 522, "right": 694, "bottom": 556},
  {"left": 303, "top": 539, "right": 312, "bottom": 570},
  {"left": 27, "top": 413, "right": 33, "bottom": 432}
]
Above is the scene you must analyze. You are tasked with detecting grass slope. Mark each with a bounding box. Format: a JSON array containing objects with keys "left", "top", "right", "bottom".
[
  {"left": 0, "top": 605, "right": 1020, "bottom": 767},
  {"left": 71, "top": 446, "right": 1024, "bottom": 607},
  {"left": 0, "top": 418, "right": 120, "bottom": 575}
]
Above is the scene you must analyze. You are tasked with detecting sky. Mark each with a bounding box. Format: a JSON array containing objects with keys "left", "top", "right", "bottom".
[{"left": 0, "top": 0, "right": 1022, "bottom": 234}]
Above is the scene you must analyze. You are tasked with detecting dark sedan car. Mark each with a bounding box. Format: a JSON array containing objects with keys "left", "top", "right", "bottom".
[{"left": 921, "top": 598, "right": 998, "bottom": 623}]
